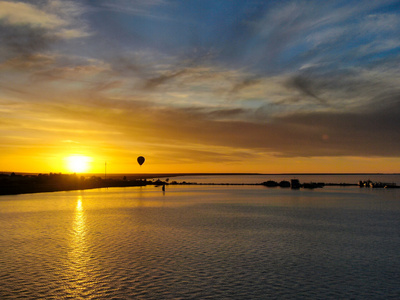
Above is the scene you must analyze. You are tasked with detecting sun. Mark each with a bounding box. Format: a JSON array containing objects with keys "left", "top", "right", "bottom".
[{"left": 65, "top": 155, "right": 91, "bottom": 173}]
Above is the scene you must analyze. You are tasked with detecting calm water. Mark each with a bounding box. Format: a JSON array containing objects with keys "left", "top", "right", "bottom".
[{"left": 1, "top": 182, "right": 400, "bottom": 299}]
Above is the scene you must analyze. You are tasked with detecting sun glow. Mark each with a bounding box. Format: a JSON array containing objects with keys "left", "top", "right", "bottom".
[{"left": 65, "top": 155, "right": 91, "bottom": 173}]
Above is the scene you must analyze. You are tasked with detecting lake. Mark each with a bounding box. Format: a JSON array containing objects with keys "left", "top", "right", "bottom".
[{"left": 1, "top": 176, "right": 400, "bottom": 299}]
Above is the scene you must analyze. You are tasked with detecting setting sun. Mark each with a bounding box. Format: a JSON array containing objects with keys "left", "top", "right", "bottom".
[{"left": 65, "top": 155, "right": 91, "bottom": 173}]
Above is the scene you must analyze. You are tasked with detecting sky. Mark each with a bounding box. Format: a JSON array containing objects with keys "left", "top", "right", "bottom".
[{"left": 1, "top": 0, "right": 400, "bottom": 174}]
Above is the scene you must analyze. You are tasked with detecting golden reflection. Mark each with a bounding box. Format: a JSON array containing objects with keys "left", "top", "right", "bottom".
[
  {"left": 72, "top": 196, "right": 86, "bottom": 243},
  {"left": 76, "top": 197, "right": 83, "bottom": 211},
  {"left": 64, "top": 195, "right": 93, "bottom": 297}
]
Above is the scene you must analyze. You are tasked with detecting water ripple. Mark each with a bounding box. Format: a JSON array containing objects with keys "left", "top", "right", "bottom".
[{"left": 1, "top": 187, "right": 400, "bottom": 299}]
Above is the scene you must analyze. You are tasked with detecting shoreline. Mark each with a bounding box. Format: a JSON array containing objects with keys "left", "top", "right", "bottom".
[
  {"left": 1, "top": 173, "right": 399, "bottom": 196},
  {"left": 0, "top": 182, "right": 359, "bottom": 197},
  {"left": 1, "top": 172, "right": 399, "bottom": 177}
]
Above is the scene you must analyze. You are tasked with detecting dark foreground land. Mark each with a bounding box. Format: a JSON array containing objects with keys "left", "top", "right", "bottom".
[{"left": 0, "top": 173, "right": 163, "bottom": 196}]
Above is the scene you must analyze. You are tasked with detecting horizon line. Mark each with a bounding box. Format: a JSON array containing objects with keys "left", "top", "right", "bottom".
[{"left": 1, "top": 171, "right": 399, "bottom": 176}]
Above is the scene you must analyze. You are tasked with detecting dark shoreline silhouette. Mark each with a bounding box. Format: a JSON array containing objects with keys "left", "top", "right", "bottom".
[
  {"left": 1, "top": 172, "right": 398, "bottom": 196},
  {"left": 0, "top": 173, "right": 156, "bottom": 196}
]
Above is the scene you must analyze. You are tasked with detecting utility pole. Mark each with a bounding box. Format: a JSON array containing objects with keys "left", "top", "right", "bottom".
[{"left": 105, "top": 162, "right": 107, "bottom": 180}]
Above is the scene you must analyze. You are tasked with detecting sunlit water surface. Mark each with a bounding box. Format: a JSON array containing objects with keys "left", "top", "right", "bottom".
[{"left": 1, "top": 184, "right": 400, "bottom": 299}]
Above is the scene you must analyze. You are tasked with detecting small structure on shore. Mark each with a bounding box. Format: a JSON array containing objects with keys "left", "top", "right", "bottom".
[
  {"left": 262, "top": 179, "right": 324, "bottom": 189},
  {"left": 359, "top": 180, "right": 398, "bottom": 188},
  {"left": 291, "top": 179, "right": 301, "bottom": 189},
  {"left": 302, "top": 182, "right": 325, "bottom": 189},
  {"left": 263, "top": 180, "right": 279, "bottom": 187},
  {"left": 279, "top": 180, "right": 291, "bottom": 188}
]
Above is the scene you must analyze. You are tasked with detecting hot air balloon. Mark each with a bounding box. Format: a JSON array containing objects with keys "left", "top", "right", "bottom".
[{"left": 137, "top": 156, "right": 145, "bottom": 166}]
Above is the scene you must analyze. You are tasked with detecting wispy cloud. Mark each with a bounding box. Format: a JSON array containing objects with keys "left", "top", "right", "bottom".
[
  {"left": 0, "top": 0, "right": 90, "bottom": 38},
  {"left": 101, "top": 0, "right": 167, "bottom": 15},
  {"left": 0, "top": 20, "right": 56, "bottom": 57},
  {"left": 0, "top": 1, "right": 65, "bottom": 28}
]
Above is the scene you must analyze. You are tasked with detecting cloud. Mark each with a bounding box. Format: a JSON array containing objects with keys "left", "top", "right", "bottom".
[
  {"left": 212, "top": 0, "right": 398, "bottom": 75},
  {"left": 156, "top": 102, "right": 400, "bottom": 158},
  {"left": 0, "top": 0, "right": 65, "bottom": 28},
  {"left": 229, "top": 77, "right": 261, "bottom": 96},
  {"left": 0, "top": 0, "right": 91, "bottom": 77},
  {"left": 285, "top": 75, "right": 327, "bottom": 104},
  {"left": 362, "top": 13, "right": 400, "bottom": 33},
  {"left": 147, "top": 143, "right": 256, "bottom": 165},
  {"left": 101, "top": 0, "right": 167, "bottom": 16},
  {"left": 0, "top": 20, "right": 56, "bottom": 57},
  {"left": 142, "top": 69, "right": 187, "bottom": 90},
  {"left": 2, "top": 0, "right": 400, "bottom": 171},
  {"left": 0, "top": 0, "right": 90, "bottom": 44},
  {"left": 44, "top": 0, "right": 91, "bottom": 38},
  {"left": 23, "top": 80, "right": 398, "bottom": 159}
]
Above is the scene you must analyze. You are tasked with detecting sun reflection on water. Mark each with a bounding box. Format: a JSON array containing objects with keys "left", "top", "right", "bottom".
[
  {"left": 76, "top": 197, "right": 83, "bottom": 211},
  {"left": 71, "top": 196, "right": 86, "bottom": 254},
  {"left": 64, "top": 195, "right": 94, "bottom": 297}
]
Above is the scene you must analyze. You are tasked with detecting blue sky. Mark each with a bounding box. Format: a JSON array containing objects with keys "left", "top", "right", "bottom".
[{"left": 1, "top": 0, "right": 400, "bottom": 173}]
